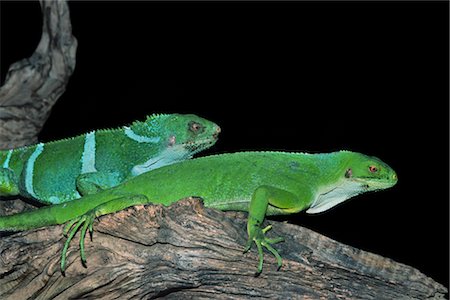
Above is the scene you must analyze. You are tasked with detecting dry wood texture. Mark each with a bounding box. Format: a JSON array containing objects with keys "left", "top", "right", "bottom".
[
  {"left": 0, "top": 198, "right": 447, "bottom": 299},
  {"left": 0, "top": 0, "right": 76, "bottom": 149}
]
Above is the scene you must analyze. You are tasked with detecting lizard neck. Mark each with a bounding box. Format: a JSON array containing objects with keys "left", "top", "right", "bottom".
[
  {"left": 306, "top": 151, "right": 364, "bottom": 214},
  {"left": 307, "top": 179, "right": 365, "bottom": 214}
]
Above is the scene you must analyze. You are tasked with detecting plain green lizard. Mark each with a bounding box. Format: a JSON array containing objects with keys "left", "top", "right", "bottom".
[
  {"left": 0, "top": 113, "right": 220, "bottom": 204},
  {"left": 0, "top": 150, "right": 397, "bottom": 273}
]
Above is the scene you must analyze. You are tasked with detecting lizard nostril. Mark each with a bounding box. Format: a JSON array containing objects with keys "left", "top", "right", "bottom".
[{"left": 213, "top": 126, "right": 221, "bottom": 138}]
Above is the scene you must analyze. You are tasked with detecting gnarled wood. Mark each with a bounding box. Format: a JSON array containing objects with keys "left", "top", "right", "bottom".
[
  {"left": 0, "top": 198, "right": 446, "bottom": 299},
  {"left": 0, "top": 0, "right": 76, "bottom": 149}
]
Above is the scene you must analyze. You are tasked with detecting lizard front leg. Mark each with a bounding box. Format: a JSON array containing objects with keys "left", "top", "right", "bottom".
[
  {"left": 0, "top": 168, "right": 19, "bottom": 196},
  {"left": 76, "top": 171, "right": 123, "bottom": 196},
  {"left": 244, "top": 185, "right": 311, "bottom": 274}
]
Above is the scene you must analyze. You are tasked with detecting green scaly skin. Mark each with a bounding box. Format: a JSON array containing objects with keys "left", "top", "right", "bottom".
[
  {"left": 0, "top": 150, "right": 397, "bottom": 274},
  {"left": 0, "top": 113, "right": 220, "bottom": 204}
]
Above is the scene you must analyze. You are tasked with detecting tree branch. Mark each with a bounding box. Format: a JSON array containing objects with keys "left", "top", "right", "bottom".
[{"left": 0, "top": 198, "right": 446, "bottom": 299}]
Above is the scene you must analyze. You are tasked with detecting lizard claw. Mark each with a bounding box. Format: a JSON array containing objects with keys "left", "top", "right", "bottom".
[
  {"left": 60, "top": 210, "right": 96, "bottom": 273},
  {"left": 244, "top": 223, "right": 284, "bottom": 274}
]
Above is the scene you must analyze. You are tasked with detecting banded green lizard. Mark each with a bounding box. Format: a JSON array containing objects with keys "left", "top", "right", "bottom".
[
  {"left": 0, "top": 150, "right": 397, "bottom": 273},
  {"left": 0, "top": 113, "right": 220, "bottom": 204}
]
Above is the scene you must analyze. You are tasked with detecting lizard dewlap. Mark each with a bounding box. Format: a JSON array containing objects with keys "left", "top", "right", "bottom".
[
  {"left": 0, "top": 150, "right": 397, "bottom": 273},
  {"left": 0, "top": 113, "right": 220, "bottom": 204}
]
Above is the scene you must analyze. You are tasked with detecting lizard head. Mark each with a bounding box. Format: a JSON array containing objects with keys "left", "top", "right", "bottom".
[
  {"left": 341, "top": 151, "right": 398, "bottom": 192},
  {"left": 306, "top": 151, "right": 397, "bottom": 214},
  {"left": 143, "top": 113, "right": 221, "bottom": 156}
]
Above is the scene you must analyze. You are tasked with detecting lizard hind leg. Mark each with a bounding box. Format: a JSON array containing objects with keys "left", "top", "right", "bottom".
[{"left": 60, "top": 194, "right": 150, "bottom": 274}]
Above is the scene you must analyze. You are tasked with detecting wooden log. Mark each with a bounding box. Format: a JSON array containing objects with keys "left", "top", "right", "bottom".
[{"left": 0, "top": 198, "right": 446, "bottom": 299}]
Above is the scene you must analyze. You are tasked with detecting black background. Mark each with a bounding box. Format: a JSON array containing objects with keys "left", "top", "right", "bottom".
[{"left": 1, "top": 1, "right": 448, "bottom": 288}]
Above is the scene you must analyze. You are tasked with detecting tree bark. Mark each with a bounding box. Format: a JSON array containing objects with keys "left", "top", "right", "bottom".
[{"left": 0, "top": 198, "right": 447, "bottom": 299}]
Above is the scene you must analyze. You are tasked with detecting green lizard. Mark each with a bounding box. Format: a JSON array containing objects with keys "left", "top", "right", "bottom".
[
  {"left": 0, "top": 113, "right": 220, "bottom": 204},
  {"left": 0, "top": 150, "right": 397, "bottom": 273}
]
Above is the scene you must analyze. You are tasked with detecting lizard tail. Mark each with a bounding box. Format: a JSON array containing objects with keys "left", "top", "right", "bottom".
[{"left": 0, "top": 205, "right": 57, "bottom": 231}]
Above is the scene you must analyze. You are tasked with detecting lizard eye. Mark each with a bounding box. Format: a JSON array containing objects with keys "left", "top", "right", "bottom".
[
  {"left": 369, "top": 165, "right": 378, "bottom": 173},
  {"left": 189, "top": 121, "right": 204, "bottom": 133}
]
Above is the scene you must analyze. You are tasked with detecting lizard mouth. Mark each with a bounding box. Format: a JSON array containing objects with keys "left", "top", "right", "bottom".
[
  {"left": 181, "top": 125, "right": 221, "bottom": 155},
  {"left": 183, "top": 136, "right": 218, "bottom": 154},
  {"left": 350, "top": 177, "right": 397, "bottom": 191}
]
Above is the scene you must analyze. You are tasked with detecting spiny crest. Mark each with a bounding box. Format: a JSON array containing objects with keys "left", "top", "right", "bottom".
[
  {"left": 192, "top": 151, "right": 353, "bottom": 164},
  {"left": 44, "top": 124, "right": 128, "bottom": 145},
  {"left": 42, "top": 117, "right": 142, "bottom": 147},
  {"left": 194, "top": 150, "right": 311, "bottom": 160},
  {"left": 339, "top": 150, "right": 353, "bottom": 154},
  {"left": 126, "top": 114, "right": 178, "bottom": 139},
  {"left": 3, "top": 134, "right": 85, "bottom": 153},
  {"left": 0, "top": 115, "right": 175, "bottom": 155},
  {"left": 128, "top": 113, "right": 170, "bottom": 130},
  {"left": 23, "top": 115, "right": 172, "bottom": 150},
  {"left": 88, "top": 115, "right": 170, "bottom": 134},
  {"left": 145, "top": 113, "right": 170, "bottom": 123}
]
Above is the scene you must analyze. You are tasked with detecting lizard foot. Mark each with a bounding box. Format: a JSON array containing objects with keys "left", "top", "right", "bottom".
[
  {"left": 61, "top": 209, "right": 96, "bottom": 273},
  {"left": 244, "top": 224, "right": 284, "bottom": 275}
]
